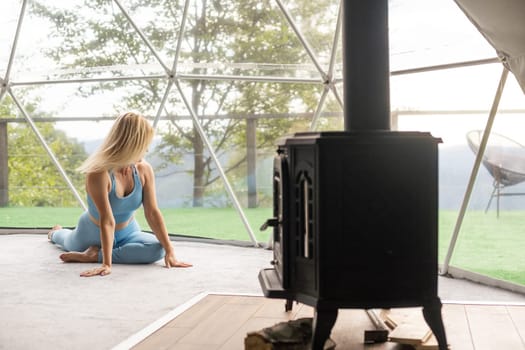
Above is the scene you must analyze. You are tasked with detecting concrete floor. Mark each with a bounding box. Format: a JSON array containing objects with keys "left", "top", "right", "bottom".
[{"left": 1, "top": 233, "right": 525, "bottom": 350}]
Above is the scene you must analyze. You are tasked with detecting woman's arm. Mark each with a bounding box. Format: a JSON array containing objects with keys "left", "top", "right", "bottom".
[
  {"left": 140, "top": 161, "right": 192, "bottom": 268},
  {"left": 81, "top": 171, "right": 115, "bottom": 277}
]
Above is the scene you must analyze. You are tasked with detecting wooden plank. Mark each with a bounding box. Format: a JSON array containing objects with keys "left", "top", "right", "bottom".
[
  {"left": 164, "top": 294, "right": 231, "bottom": 328},
  {"left": 386, "top": 307, "right": 424, "bottom": 325},
  {"left": 467, "top": 305, "right": 525, "bottom": 350},
  {"left": 167, "top": 343, "right": 221, "bottom": 350},
  {"left": 221, "top": 317, "right": 295, "bottom": 350},
  {"left": 253, "top": 299, "right": 301, "bottom": 320},
  {"left": 177, "top": 302, "right": 261, "bottom": 347},
  {"left": 506, "top": 305, "right": 525, "bottom": 345},
  {"left": 415, "top": 334, "right": 438, "bottom": 350},
  {"left": 220, "top": 298, "right": 299, "bottom": 349},
  {"left": 331, "top": 309, "right": 382, "bottom": 350},
  {"left": 129, "top": 295, "right": 525, "bottom": 350},
  {"left": 224, "top": 295, "right": 267, "bottom": 304},
  {"left": 382, "top": 308, "right": 432, "bottom": 346},
  {"left": 389, "top": 323, "right": 432, "bottom": 345},
  {"left": 441, "top": 304, "right": 473, "bottom": 350},
  {"left": 133, "top": 326, "right": 192, "bottom": 350},
  {"left": 294, "top": 303, "right": 314, "bottom": 318}
]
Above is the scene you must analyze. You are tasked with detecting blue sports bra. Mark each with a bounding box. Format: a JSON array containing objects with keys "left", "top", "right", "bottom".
[{"left": 87, "top": 165, "right": 143, "bottom": 224}]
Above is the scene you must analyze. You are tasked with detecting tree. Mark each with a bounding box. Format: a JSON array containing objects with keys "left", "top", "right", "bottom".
[
  {"left": 1, "top": 95, "right": 87, "bottom": 207},
  {"left": 8, "top": 121, "right": 87, "bottom": 207},
  {"left": 31, "top": 0, "right": 336, "bottom": 206}
]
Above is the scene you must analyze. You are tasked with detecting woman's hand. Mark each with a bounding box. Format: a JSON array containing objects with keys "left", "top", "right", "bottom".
[
  {"left": 164, "top": 251, "right": 192, "bottom": 268},
  {"left": 80, "top": 264, "right": 112, "bottom": 277}
]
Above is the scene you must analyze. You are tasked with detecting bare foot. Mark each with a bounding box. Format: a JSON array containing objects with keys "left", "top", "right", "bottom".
[
  {"left": 48, "top": 225, "right": 62, "bottom": 241},
  {"left": 60, "top": 246, "right": 100, "bottom": 263}
]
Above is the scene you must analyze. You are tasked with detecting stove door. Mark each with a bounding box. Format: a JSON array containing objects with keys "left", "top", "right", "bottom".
[{"left": 272, "top": 152, "right": 290, "bottom": 288}]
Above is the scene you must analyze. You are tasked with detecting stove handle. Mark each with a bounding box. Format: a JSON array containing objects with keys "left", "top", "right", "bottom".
[{"left": 260, "top": 218, "right": 279, "bottom": 231}]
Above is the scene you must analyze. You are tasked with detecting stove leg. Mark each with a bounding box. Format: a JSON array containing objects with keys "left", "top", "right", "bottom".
[
  {"left": 311, "top": 307, "right": 338, "bottom": 350},
  {"left": 423, "top": 298, "right": 448, "bottom": 350},
  {"left": 285, "top": 299, "right": 294, "bottom": 312}
]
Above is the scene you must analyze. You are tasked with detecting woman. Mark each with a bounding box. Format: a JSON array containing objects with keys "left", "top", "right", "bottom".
[{"left": 48, "top": 112, "right": 192, "bottom": 277}]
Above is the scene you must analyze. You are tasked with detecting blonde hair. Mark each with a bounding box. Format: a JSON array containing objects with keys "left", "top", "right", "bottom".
[{"left": 78, "top": 112, "right": 154, "bottom": 173}]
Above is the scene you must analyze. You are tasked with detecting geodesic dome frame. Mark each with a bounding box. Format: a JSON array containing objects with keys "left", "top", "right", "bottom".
[
  {"left": 2, "top": 0, "right": 352, "bottom": 246},
  {"left": 1, "top": 0, "right": 525, "bottom": 284}
]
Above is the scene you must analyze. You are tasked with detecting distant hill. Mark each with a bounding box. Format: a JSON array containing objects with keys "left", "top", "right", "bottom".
[
  {"left": 439, "top": 144, "right": 525, "bottom": 211},
  {"left": 78, "top": 140, "right": 525, "bottom": 211},
  {"left": 81, "top": 139, "right": 102, "bottom": 154},
  {"left": 79, "top": 138, "right": 274, "bottom": 208}
]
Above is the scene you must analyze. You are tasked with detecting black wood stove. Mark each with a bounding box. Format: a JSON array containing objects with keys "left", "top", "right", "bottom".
[
  {"left": 259, "top": 131, "right": 447, "bottom": 348},
  {"left": 258, "top": 1, "right": 448, "bottom": 349}
]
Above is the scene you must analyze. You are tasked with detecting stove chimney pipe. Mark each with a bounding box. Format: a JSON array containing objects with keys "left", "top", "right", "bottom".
[{"left": 342, "top": 0, "right": 390, "bottom": 131}]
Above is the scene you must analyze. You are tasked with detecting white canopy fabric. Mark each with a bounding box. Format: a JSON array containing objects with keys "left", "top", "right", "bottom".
[{"left": 454, "top": 0, "right": 525, "bottom": 94}]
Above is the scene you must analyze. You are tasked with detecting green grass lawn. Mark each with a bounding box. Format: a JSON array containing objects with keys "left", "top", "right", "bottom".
[
  {"left": 0, "top": 206, "right": 273, "bottom": 243},
  {"left": 2, "top": 206, "right": 525, "bottom": 285},
  {"left": 439, "top": 209, "right": 525, "bottom": 285}
]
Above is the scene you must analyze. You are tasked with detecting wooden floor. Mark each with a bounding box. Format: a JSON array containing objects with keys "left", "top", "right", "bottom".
[{"left": 128, "top": 294, "right": 525, "bottom": 350}]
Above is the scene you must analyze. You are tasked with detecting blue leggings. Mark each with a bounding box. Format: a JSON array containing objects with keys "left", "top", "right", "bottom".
[{"left": 50, "top": 212, "right": 165, "bottom": 264}]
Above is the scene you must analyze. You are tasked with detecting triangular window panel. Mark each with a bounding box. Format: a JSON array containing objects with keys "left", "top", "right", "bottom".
[
  {"left": 312, "top": 85, "right": 344, "bottom": 132},
  {"left": 0, "top": 2, "right": 20, "bottom": 79},
  {"left": 10, "top": 0, "right": 166, "bottom": 83},
  {"left": 276, "top": 0, "right": 341, "bottom": 75},
  {"left": 389, "top": 0, "right": 496, "bottom": 71},
  {"left": 173, "top": 0, "right": 322, "bottom": 82}
]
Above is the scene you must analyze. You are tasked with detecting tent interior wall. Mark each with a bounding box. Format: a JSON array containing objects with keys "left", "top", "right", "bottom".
[{"left": 1, "top": 0, "right": 525, "bottom": 293}]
